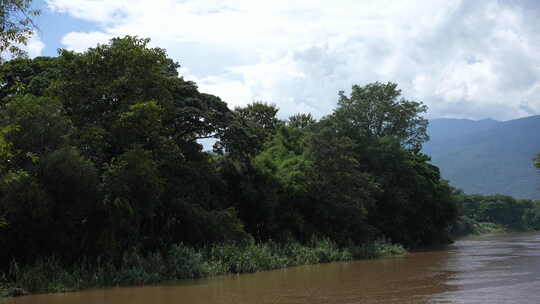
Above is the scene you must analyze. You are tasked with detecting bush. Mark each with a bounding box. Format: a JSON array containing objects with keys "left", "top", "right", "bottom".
[
  {"left": 350, "top": 239, "right": 406, "bottom": 259},
  {"left": 166, "top": 244, "right": 209, "bottom": 279}
]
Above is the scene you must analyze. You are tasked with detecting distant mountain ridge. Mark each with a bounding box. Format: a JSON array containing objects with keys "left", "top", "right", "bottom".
[{"left": 423, "top": 115, "right": 540, "bottom": 199}]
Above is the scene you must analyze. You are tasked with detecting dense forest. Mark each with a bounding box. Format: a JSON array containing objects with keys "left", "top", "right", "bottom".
[{"left": 0, "top": 36, "right": 459, "bottom": 268}]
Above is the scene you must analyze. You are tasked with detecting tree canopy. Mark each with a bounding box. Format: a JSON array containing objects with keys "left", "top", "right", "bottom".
[{"left": 335, "top": 82, "right": 429, "bottom": 151}]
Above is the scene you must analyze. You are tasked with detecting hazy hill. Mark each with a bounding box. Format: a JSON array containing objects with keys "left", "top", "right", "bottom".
[{"left": 423, "top": 115, "right": 540, "bottom": 199}]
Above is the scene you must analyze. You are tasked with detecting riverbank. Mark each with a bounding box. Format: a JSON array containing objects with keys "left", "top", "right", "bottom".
[
  {"left": 450, "top": 215, "right": 509, "bottom": 237},
  {"left": 1, "top": 239, "right": 405, "bottom": 297}
]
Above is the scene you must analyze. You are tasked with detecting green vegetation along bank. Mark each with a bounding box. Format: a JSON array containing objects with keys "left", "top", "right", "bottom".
[
  {"left": 0, "top": 36, "right": 491, "bottom": 295},
  {"left": 451, "top": 193, "right": 540, "bottom": 236},
  {"left": 1, "top": 239, "right": 404, "bottom": 295}
]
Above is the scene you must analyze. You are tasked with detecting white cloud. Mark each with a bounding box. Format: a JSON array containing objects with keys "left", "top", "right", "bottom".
[
  {"left": 190, "top": 74, "right": 253, "bottom": 109},
  {"left": 60, "top": 31, "right": 114, "bottom": 52},
  {"left": 46, "top": 0, "right": 540, "bottom": 120},
  {"left": 24, "top": 34, "right": 46, "bottom": 58},
  {"left": 46, "top": 0, "right": 128, "bottom": 24}
]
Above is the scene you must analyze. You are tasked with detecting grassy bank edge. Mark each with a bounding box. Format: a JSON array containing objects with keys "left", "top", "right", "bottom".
[
  {"left": 1, "top": 238, "right": 405, "bottom": 297},
  {"left": 450, "top": 215, "right": 509, "bottom": 238}
]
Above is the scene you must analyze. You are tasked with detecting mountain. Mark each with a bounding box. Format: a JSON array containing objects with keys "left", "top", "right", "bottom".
[{"left": 423, "top": 115, "right": 540, "bottom": 199}]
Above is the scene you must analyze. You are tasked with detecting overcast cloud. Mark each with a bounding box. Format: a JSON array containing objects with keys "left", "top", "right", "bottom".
[{"left": 45, "top": 0, "right": 540, "bottom": 120}]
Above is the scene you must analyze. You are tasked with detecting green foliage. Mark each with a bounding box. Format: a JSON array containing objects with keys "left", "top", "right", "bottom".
[
  {"left": 523, "top": 206, "right": 540, "bottom": 230},
  {"left": 287, "top": 113, "right": 316, "bottom": 129},
  {"left": 112, "top": 101, "right": 164, "bottom": 151},
  {"left": 216, "top": 102, "right": 281, "bottom": 159},
  {"left": 100, "top": 148, "right": 165, "bottom": 251},
  {"left": 359, "top": 138, "right": 458, "bottom": 246},
  {"left": 305, "top": 124, "right": 379, "bottom": 243},
  {"left": 1, "top": 95, "right": 71, "bottom": 168},
  {"left": 0, "top": 170, "right": 53, "bottom": 264},
  {"left": 254, "top": 126, "right": 312, "bottom": 193},
  {"left": 475, "top": 222, "right": 506, "bottom": 234},
  {"left": 0, "top": 36, "right": 246, "bottom": 266},
  {"left": 335, "top": 82, "right": 429, "bottom": 151},
  {"left": 0, "top": 0, "right": 39, "bottom": 59},
  {"left": 234, "top": 102, "right": 280, "bottom": 142},
  {"left": 312, "top": 83, "right": 456, "bottom": 247},
  {"left": 0, "top": 57, "right": 60, "bottom": 100},
  {"left": 350, "top": 238, "right": 406, "bottom": 259},
  {"left": 0, "top": 126, "right": 16, "bottom": 173},
  {"left": 450, "top": 215, "right": 479, "bottom": 236},
  {"left": 54, "top": 36, "right": 232, "bottom": 165},
  {"left": 207, "top": 242, "right": 286, "bottom": 273},
  {"left": 4, "top": 239, "right": 402, "bottom": 294},
  {"left": 165, "top": 244, "right": 209, "bottom": 279},
  {"left": 455, "top": 193, "right": 540, "bottom": 232}
]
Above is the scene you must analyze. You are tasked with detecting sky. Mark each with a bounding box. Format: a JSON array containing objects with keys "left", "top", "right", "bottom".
[{"left": 23, "top": 0, "right": 540, "bottom": 121}]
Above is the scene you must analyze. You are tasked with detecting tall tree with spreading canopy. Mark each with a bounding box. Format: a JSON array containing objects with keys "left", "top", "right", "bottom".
[
  {"left": 335, "top": 82, "right": 429, "bottom": 151},
  {"left": 323, "top": 82, "right": 456, "bottom": 246},
  {"left": 53, "top": 36, "right": 233, "bottom": 165}
]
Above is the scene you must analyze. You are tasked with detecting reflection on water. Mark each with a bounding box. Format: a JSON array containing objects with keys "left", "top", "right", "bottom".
[
  {"left": 7, "top": 232, "right": 540, "bottom": 304},
  {"left": 431, "top": 233, "right": 540, "bottom": 304}
]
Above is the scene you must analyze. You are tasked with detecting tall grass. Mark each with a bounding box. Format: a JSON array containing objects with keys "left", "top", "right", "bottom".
[
  {"left": 2, "top": 238, "right": 405, "bottom": 295},
  {"left": 350, "top": 238, "right": 406, "bottom": 259}
]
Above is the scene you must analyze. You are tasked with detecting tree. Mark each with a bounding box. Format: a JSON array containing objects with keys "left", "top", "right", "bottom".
[
  {"left": 216, "top": 102, "right": 281, "bottom": 160},
  {"left": 111, "top": 100, "right": 164, "bottom": 151},
  {"left": 100, "top": 148, "right": 164, "bottom": 251},
  {"left": 1, "top": 95, "right": 71, "bottom": 158},
  {"left": 0, "top": 169, "right": 53, "bottom": 264},
  {"left": 458, "top": 193, "right": 538, "bottom": 231},
  {"left": 306, "top": 123, "right": 379, "bottom": 242},
  {"left": 318, "top": 83, "right": 456, "bottom": 246},
  {"left": 361, "top": 138, "right": 457, "bottom": 246},
  {"left": 251, "top": 126, "right": 313, "bottom": 240},
  {"left": 0, "top": 0, "right": 39, "bottom": 59},
  {"left": 0, "top": 125, "right": 15, "bottom": 172},
  {"left": 535, "top": 153, "right": 540, "bottom": 169},
  {"left": 287, "top": 113, "right": 316, "bottom": 129},
  {"left": 335, "top": 82, "right": 429, "bottom": 151},
  {"left": 523, "top": 204, "right": 540, "bottom": 231},
  {"left": 0, "top": 126, "right": 14, "bottom": 229},
  {"left": 37, "top": 147, "right": 102, "bottom": 258},
  {"left": 0, "top": 56, "right": 60, "bottom": 101},
  {"left": 54, "top": 36, "right": 232, "bottom": 165}
]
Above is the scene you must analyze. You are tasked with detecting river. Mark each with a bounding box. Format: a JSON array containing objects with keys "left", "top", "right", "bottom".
[{"left": 7, "top": 232, "right": 540, "bottom": 304}]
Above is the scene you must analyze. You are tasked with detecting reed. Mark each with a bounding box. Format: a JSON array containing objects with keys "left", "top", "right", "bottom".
[{"left": 2, "top": 238, "right": 405, "bottom": 296}]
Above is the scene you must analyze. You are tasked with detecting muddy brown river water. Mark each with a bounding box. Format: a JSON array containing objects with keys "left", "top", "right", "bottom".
[{"left": 7, "top": 232, "right": 540, "bottom": 304}]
